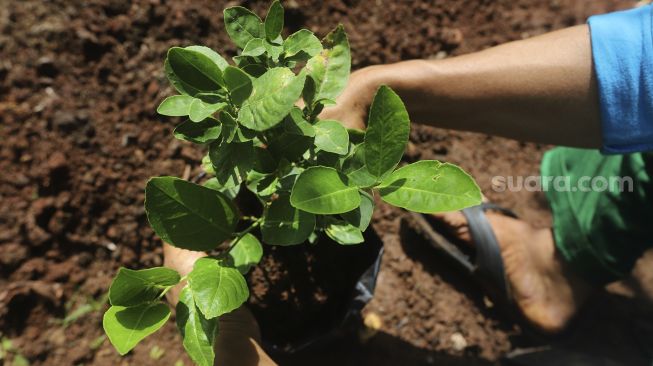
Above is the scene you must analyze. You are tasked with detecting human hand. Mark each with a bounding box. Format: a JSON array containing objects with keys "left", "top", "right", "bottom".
[
  {"left": 163, "top": 243, "right": 277, "bottom": 366},
  {"left": 318, "top": 66, "right": 380, "bottom": 130}
]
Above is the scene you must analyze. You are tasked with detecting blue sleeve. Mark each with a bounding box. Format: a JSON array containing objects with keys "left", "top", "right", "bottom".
[{"left": 588, "top": 5, "right": 653, "bottom": 154}]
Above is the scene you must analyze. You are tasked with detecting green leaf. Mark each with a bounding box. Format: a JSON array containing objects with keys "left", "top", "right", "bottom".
[
  {"left": 316, "top": 151, "right": 342, "bottom": 169},
  {"left": 185, "top": 46, "right": 230, "bottom": 71},
  {"left": 145, "top": 177, "right": 239, "bottom": 251},
  {"left": 290, "top": 167, "right": 360, "bottom": 214},
  {"left": 224, "top": 6, "right": 263, "bottom": 48},
  {"left": 188, "top": 99, "right": 227, "bottom": 122},
  {"left": 176, "top": 287, "right": 218, "bottom": 366},
  {"left": 242, "top": 38, "right": 266, "bottom": 57},
  {"left": 364, "top": 85, "right": 410, "bottom": 179},
  {"left": 377, "top": 161, "right": 482, "bottom": 213},
  {"left": 264, "top": 0, "right": 284, "bottom": 41},
  {"left": 246, "top": 171, "right": 278, "bottom": 198},
  {"left": 223, "top": 66, "right": 253, "bottom": 105},
  {"left": 264, "top": 41, "right": 283, "bottom": 61},
  {"left": 302, "top": 75, "right": 317, "bottom": 107},
  {"left": 305, "top": 25, "right": 351, "bottom": 102},
  {"left": 318, "top": 98, "right": 337, "bottom": 106},
  {"left": 221, "top": 114, "right": 257, "bottom": 143},
  {"left": 109, "top": 267, "right": 181, "bottom": 307},
  {"left": 268, "top": 132, "right": 313, "bottom": 161},
  {"left": 341, "top": 190, "right": 374, "bottom": 231},
  {"left": 103, "top": 303, "right": 171, "bottom": 356},
  {"left": 188, "top": 258, "right": 249, "bottom": 319},
  {"left": 314, "top": 120, "right": 349, "bottom": 155},
  {"left": 209, "top": 141, "right": 255, "bottom": 185},
  {"left": 157, "top": 95, "right": 194, "bottom": 116},
  {"left": 325, "top": 218, "right": 364, "bottom": 245},
  {"left": 203, "top": 177, "right": 241, "bottom": 200},
  {"left": 219, "top": 112, "right": 239, "bottom": 143},
  {"left": 173, "top": 118, "right": 222, "bottom": 144},
  {"left": 341, "top": 144, "right": 377, "bottom": 188},
  {"left": 165, "top": 58, "right": 202, "bottom": 97},
  {"left": 243, "top": 65, "right": 268, "bottom": 78},
  {"left": 238, "top": 67, "right": 306, "bottom": 131},
  {"left": 168, "top": 47, "right": 224, "bottom": 91},
  {"left": 229, "top": 234, "right": 263, "bottom": 273},
  {"left": 253, "top": 147, "right": 277, "bottom": 174},
  {"left": 283, "top": 107, "right": 315, "bottom": 137},
  {"left": 262, "top": 194, "right": 315, "bottom": 245},
  {"left": 195, "top": 92, "right": 225, "bottom": 104},
  {"left": 284, "top": 29, "right": 322, "bottom": 59},
  {"left": 202, "top": 154, "right": 215, "bottom": 175}
]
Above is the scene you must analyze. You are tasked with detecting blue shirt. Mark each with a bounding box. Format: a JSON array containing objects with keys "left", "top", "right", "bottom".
[{"left": 589, "top": 5, "right": 653, "bottom": 154}]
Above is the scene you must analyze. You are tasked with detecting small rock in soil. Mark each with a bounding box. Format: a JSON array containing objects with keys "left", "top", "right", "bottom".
[
  {"left": 51, "top": 111, "right": 78, "bottom": 132},
  {"left": 450, "top": 332, "right": 468, "bottom": 351}
]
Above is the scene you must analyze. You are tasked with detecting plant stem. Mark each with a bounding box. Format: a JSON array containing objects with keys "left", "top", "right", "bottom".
[
  {"left": 230, "top": 218, "right": 263, "bottom": 248},
  {"left": 157, "top": 274, "right": 188, "bottom": 301},
  {"left": 241, "top": 215, "right": 260, "bottom": 222}
]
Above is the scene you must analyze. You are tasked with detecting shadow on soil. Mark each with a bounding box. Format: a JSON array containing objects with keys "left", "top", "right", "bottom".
[{"left": 274, "top": 331, "right": 495, "bottom": 366}]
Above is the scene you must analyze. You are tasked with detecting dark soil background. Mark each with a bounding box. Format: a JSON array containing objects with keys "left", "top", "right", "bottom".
[{"left": 1, "top": 0, "right": 652, "bottom": 365}]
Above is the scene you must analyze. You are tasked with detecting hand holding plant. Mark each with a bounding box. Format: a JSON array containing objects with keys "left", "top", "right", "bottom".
[{"left": 102, "top": 1, "right": 482, "bottom": 365}]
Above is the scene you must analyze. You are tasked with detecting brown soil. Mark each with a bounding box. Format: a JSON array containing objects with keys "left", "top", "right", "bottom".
[{"left": 1, "top": 1, "right": 652, "bottom": 365}]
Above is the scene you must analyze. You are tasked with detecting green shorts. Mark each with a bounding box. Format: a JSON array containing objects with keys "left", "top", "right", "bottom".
[{"left": 541, "top": 147, "right": 653, "bottom": 285}]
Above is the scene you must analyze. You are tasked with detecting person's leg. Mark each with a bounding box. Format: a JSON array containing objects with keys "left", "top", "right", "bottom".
[
  {"left": 435, "top": 208, "right": 592, "bottom": 333},
  {"left": 434, "top": 148, "right": 653, "bottom": 333},
  {"left": 541, "top": 147, "right": 653, "bottom": 286}
]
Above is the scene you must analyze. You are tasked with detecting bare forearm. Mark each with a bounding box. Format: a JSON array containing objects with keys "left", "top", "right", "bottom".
[{"left": 340, "top": 25, "right": 602, "bottom": 148}]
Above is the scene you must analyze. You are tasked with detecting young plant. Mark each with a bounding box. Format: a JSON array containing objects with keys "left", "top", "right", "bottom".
[{"left": 102, "top": 1, "right": 482, "bottom": 365}]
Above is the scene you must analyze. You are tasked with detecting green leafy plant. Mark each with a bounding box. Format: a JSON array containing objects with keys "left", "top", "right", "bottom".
[{"left": 102, "top": 1, "right": 482, "bottom": 365}]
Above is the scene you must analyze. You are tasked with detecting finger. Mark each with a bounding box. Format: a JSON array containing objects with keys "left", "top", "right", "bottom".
[
  {"left": 320, "top": 104, "right": 366, "bottom": 130},
  {"left": 162, "top": 243, "right": 206, "bottom": 306}
]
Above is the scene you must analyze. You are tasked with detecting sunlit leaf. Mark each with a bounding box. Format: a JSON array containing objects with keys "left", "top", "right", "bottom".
[
  {"left": 168, "top": 47, "right": 224, "bottom": 91},
  {"left": 224, "top": 7, "right": 263, "bottom": 48},
  {"left": 284, "top": 29, "right": 322, "bottom": 60},
  {"left": 228, "top": 234, "right": 263, "bottom": 273},
  {"left": 103, "top": 303, "right": 171, "bottom": 355},
  {"left": 324, "top": 218, "right": 364, "bottom": 245},
  {"left": 264, "top": 0, "right": 284, "bottom": 41},
  {"left": 242, "top": 38, "right": 266, "bottom": 57},
  {"left": 305, "top": 25, "right": 350, "bottom": 102},
  {"left": 145, "top": 177, "right": 239, "bottom": 251},
  {"left": 188, "top": 99, "right": 227, "bottom": 122},
  {"left": 157, "top": 95, "right": 194, "bottom": 116},
  {"left": 377, "top": 161, "right": 482, "bottom": 213},
  {"left": 364, "top": 85, "right": 410, "bottom": 179},
  {"left": 176, "top": 287, "right": 218, "bottom": 366},
  {"left": 238, "top": 68, "right": 305, "bottom": 131},
  {"left": 290, "top": 166, "right": 360, "bottom": 214},
  {"left": 109, "top": 267, "right": 180, "bottom": 307},
  {"left": 188, "top": 258, "right": 249, "bottom": 319},
  {"left": 314, "top": 120, "right": 349, "bottom": 155}
]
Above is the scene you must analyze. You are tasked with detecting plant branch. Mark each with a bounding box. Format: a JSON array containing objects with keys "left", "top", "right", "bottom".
[{"left": 230, "top": 217, "right": 263, "bottom": 248}]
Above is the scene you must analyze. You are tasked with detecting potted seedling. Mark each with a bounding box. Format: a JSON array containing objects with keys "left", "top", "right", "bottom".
[{"left": 102, "top": 1, "right": 482, "bottom": 365}]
